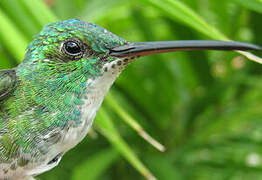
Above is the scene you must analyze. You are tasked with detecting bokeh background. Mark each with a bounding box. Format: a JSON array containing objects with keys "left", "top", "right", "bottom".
[{"left": 1, "top": 0, "right": 262, "bottom": 179}]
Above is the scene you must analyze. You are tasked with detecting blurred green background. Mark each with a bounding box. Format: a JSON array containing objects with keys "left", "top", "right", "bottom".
[{"left": 1, "top": 0, "right": 262, "bottom": 179}]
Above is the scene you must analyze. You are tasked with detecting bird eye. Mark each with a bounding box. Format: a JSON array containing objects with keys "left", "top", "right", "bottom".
[{"left": 62, "top": 40, "right": 83, "bottom": 58}]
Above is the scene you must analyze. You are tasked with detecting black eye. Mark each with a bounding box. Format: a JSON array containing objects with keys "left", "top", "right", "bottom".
[{"left": 62, "top": 40, "right": 83, "bottom": 58}]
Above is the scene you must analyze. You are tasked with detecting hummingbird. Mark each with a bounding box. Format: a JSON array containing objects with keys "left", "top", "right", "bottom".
[{"left": 0, "top": 19, "right": 260, "bottom": 180}]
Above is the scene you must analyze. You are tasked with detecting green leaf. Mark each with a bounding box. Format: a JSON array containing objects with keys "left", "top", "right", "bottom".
[
  {"left": 71, "top": 148, "right": 119, "bottom": 180},
  {"left": 140, "top": 0, "right": 262, "bottom": 63},
  {"left": 0, "top": 10, "right": 28, "bottom": 61},
  {"left": 80, "top": 0, "right": 130, "bottom": 22},
  {"left": 96, "top": 108, "right": 156, "bottom": 180},
  {"left": 0, "top": 0, "right": 40, "bottom": 39},
  {"left": 19, "top": 0, "right": 57, "bottom": 26},
  {"left": 232, "top": 0, "right": 262, "bottom": 14},
  {"left": 0, "top": 51, "right": 14, "bottom": 69},
  {"left": 144, "top": 155, "right": 183, "bottom": 180},
  {"left": 139, "top": 0, "right": 227, "bottom": 40},
  {"left": 105, "top": 93, "right": 165, "bottom": 151}
]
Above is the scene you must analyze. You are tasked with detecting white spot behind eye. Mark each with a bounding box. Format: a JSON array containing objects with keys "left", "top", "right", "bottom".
[{"left": 43, "top": 59, "right": 50, "bottom": 62}]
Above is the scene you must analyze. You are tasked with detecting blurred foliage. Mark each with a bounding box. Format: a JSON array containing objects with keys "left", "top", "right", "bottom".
[{"left": 0, "top": 0, "right": 262, "bottom": 179}]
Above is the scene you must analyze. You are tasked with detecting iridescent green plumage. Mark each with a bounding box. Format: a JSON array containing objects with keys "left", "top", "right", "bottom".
[
  {"left": 0, "top": 19, "right": 259, "bottom": 180},
  {"left": 0, "top": 19, "right": 127, "bottom": 179}
]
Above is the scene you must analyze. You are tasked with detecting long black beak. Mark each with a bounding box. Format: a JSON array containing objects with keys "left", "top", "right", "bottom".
[{"left": 110, "top": 40, "right": 261, "bottom": 57}]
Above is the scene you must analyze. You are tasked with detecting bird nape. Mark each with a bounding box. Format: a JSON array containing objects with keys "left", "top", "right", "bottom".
[{"left": 0, "top": 19, "right": 260, "bottom": 180}]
